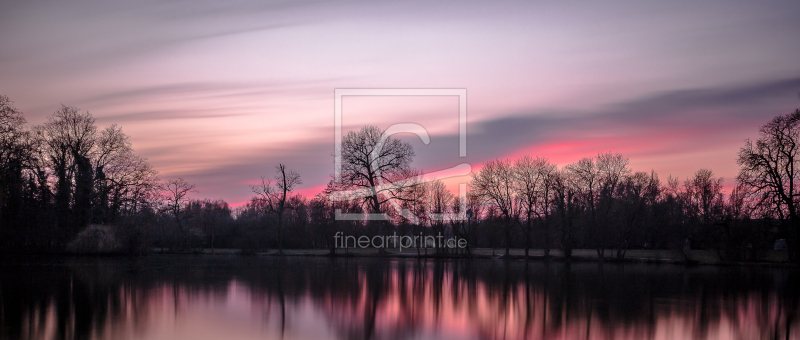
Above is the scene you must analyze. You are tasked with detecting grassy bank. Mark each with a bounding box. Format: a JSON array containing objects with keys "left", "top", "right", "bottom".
[{"left": 172, "top": 248, "right": 794, "bottom": 265}]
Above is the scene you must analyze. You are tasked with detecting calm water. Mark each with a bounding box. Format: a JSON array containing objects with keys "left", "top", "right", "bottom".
[{"left": 0, "top": 256, "right": 798, "bottom": 340}]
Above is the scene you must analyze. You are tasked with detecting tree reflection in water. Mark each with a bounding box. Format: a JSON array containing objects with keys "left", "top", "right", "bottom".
[{"left": 0, "top": 256, "right": 797, "bottom": 340}]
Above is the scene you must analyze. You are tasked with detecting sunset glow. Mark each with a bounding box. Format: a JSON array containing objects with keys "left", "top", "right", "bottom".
[{"left": 2, "top": 0, "right": 798, "bottom": 204}]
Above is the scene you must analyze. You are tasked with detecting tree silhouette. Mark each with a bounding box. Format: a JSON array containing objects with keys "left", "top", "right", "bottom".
[
  {"left": 38, "top": 106, "right": 97, "bottom": 237},
  {"left": 0, "top": 95, "right": 29, "bottom": 247},
  {"left": 2, "top": 92, "right": 799, "bottom": 261},
  {"left": 425, "top": 179, "right": 454, "bottom": 253},
  {"left": 513, "top": 156, "right": 556, "bottom": 258},
  {"left": 337, "top": 125, "right": 417, "bottom": 243},
  {"left": 737, "top": 108, "right": 800, "bottom": 261},
  {"left": 159, "top": 178, "right": 196, "bottom": 251},
  {"left": 471, "top": 158, "right": 519, "bottom": 256},
  {"left": 251, "top": 164, "right": 302, "bottom": 254}
]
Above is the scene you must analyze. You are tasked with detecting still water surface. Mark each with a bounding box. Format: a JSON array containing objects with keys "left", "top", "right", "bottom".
[{"left": 0, "top": 255, "right": 798, "bottom": 340}]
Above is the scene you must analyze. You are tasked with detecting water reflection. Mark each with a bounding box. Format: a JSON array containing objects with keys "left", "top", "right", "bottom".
[{"left": 0, "top": 256, "right": 797, "bottom": 340}]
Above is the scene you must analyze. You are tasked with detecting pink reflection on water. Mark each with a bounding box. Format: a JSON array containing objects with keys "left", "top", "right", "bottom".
[{"left": 13, "top": 264, "right": 799, "bottom": 340}]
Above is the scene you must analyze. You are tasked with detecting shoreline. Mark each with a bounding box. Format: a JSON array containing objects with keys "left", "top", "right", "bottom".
[
  {"left": 3, "top": 248, "right": 796, "bottom": 268},
  {"left": 262, "top": 249, "right": 800, "bottom": 268}
]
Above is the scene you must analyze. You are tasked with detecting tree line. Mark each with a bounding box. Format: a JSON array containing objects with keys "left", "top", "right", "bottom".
[
  {"left": 0, "top": 96, "right": 159, "bottom": 252},
  {"left": 0, "top": 94, "right": 798, "bottom": 260}
]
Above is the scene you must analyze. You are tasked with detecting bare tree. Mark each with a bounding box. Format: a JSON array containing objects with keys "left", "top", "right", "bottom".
[
  {"left": 615, "top": 170, "right": 660, "bottom": 258},
  {"left": 448, "top": 192, "right": 482, "bottom": 256},
  {"left": 425, "top": 179, "right": 454, "bottom": 253},
  {"left": 471, "top": 158, "right": 519, "bottom": 256},
  {"left": 29, "top": 106, "right": 159, "bottom": 237},
  {"left": 1, "top": 97, "right": 161, "bottom": 251},
  {"left": 737, "top": 108, "right": 800, "bottom": 261},
  {"left": 725, "top": 183, "right": 752, "bottom": 221},
  {"left": 596, "top": 152, "right": 631, "bottom": 258},
  {"left": 0, "top": 95, "right": 26, "bottom": 165},
  {"left": 37, "top": 106, "right": 97, "bottom": 235},
  {"left": 683, "top": 169, "right": 725, "bottom": 255},
  {"left": 336, "top": 125, "right": 417, "bottom": 241},
  {"left": 310, "top": 192, "right": 338, "bottom": 254},
  {"left": 103, "top": 151, "right": 159, "bottom": 218},
  {"left": 92, "top": 124, "right": 159, "bottom": 223},
  {"left": 722, "top": 182, "right": 757, "bottom": 260},
  {"left": 549, "top": 169, "right": 579, "bottom": 258},
  {"left": 513, "top": 155, "right": 556, "bottom": 258},
  {"left": 159, "top": 178, "right": 197, "bottom": 251},
  {"left": 399, "top": 176, "right": 429, "bottom": 227},
  {"left": 251, "top": 164, "right": 302, "bottom": 254},
  {"left": 0, "top": 96, "right": 30, "bottom": 237},
  {"left": 685, "top": 169, "right": 724, "bottom": 226},
  {"left": 0, "top": 95, "right": 26, "bottom": 167},
  {"left": 566, "top": 152, "right": 630, "bottom": 259},
  {"left": 185, "top": 199, "right": 231, "bottom": 255},
  {"left": 565, "top": 157, "right": 600, "bottom": 256}
]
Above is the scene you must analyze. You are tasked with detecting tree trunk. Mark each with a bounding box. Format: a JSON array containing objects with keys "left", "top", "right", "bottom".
[
  {"left": 277, "top": 212, "right": 283, "bottom": 255},
  {"left": 793, "top": 219, "right": 800, "bottom": 264},
  {"left": 543, "top": 217, "right": 551, "bottom": 259},
  {"left": 210, "top": 228, "right": 215, "bottom": 255},
  {"left": 505, "top": 222, "right": 511, "bottom": 257},
  {"left": 525, "top": 215, "right": 531, "bottom": 259}
]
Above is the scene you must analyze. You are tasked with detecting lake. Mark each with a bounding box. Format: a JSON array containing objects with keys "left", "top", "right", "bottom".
[{"left": 0, "top": 255, "right": 797, "bottom": 340}]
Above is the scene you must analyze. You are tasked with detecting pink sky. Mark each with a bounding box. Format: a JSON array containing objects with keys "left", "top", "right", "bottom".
[{"left": 1, "top": 0, "right": 799, "bottom": 205}]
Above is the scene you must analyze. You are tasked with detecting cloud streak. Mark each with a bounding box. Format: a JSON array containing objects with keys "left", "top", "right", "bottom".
[
  {"left": 2, "top": 0, "right": 799, "bottom": 204},
  {"left": 157, "top": 76, "right": 799, "bottom": 204}
]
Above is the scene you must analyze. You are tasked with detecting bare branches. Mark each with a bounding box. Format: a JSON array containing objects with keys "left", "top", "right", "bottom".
[
  {"left": 250, "top": 164, "right": 302, "bottom": 253},
  {"left": 337, "top": 125, "right": 416, "bottom": 215},
  {"left": 470, "top": 159, "right": 518, "bottom": 219},
  {"left": 470, "top": 158, "right": 519, "bottom": 256},
  {"left": 159, "top": 178, "right": 197, "bottom": 221},
  {"left": 0, "top": 95, "right": 28, "bottom": 169},
  {"left": 684, "top": 169, "right": 725, "bottom": 223},
  {"left": 514, "top": 156, "right": 556, "bottom": 219},
  {"left": 250, "top": 164, "right": 302, "bottom": 214},
  {"left": 0, "top": 95, "right": 25, "bottom": 139},
  {"left": 737, "top": 109, "right": 800, "bottom": 221}
]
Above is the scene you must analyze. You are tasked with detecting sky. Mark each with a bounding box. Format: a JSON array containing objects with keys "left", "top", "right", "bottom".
[{"left": 1, "top": 0, "right": 799, "bottom": 206}]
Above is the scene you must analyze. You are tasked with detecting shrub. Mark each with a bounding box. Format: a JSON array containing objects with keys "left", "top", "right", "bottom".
[{"left": 67, "top": 225, "right": 122, "bottom": 254}]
